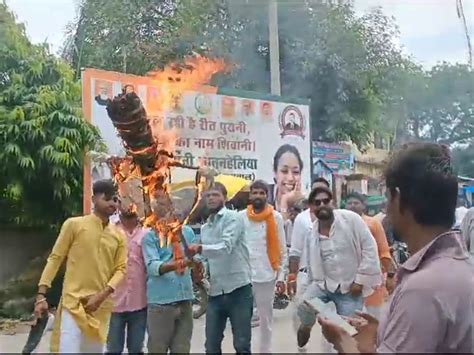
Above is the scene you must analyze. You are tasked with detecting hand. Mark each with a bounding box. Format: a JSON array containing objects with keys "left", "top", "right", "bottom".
[
  {"left": 385, "top": 276, "right": 396, "bottom": 295},
  {"left": 318, "top": 316, "right": 359, "bottom": 353},
  {"left": 81, "top": 291, "right": 107, "bottom": 314},
  {"left": 33, "top": 296, "right": 48, "bottom": 323},
  {"left": 280, "top": 181, "right": 303, "bottom": 209},
  {"left": 191, "top": 260, "right": 204, "bottom": 283},
  {"left": 287, "top": 273, "right": 297, "bottom": 297},
  {"left": 275, "top": 281, "right": 286, "bottom": 294},
  {"left": 352, "top": 312, "right": 379, "bottom": 353},
  {"left": 350, "top": 282, "right": 363, "bottom": 297},
  {"left": 187, "top": 244, "right": 202, "bottom": 257}
]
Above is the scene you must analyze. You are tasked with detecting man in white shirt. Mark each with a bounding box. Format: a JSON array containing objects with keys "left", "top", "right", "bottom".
[
  {"left": 296, "top": 186, "right": 381, "bottom": 348},
  {"left": 289, "top": 177, "right": 331, "bottom": 299},
  {"left": 241, "top": 180, "right": 288, "bottom": 353},
  {"left": 289, "top": 178, "right": 330, "bottom": 352}
]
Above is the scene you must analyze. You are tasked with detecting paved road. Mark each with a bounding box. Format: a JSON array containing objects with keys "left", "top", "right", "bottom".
[{"left": 0, "top": 306, "right": 329, "bottom": 353}]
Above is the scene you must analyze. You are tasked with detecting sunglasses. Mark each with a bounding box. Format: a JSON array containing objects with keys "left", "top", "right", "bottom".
[{"left": 313, "top": 198, "right": 331, "bottom": 207}]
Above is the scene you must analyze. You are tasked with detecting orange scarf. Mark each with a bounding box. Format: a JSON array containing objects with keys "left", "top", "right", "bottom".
[{"left": 246, "top": 204, "right": 281, "bottom": 271}]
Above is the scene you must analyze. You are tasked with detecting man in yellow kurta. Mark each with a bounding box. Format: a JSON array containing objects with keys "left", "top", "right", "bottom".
[{"left": 34, "top": 180, "right": 127, "bottom": 352}]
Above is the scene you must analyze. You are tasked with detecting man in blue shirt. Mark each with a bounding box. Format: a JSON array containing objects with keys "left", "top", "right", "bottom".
[
  {"left": 189, "top": 182, "right": 253, "bottom": 354},
  {"left": 142, "top": 191, "right": 199, "bottom": 354}
]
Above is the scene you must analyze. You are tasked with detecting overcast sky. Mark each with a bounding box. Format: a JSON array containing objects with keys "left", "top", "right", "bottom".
[{"left": 5, "top": 0, "right": 474, "bottom": 68}]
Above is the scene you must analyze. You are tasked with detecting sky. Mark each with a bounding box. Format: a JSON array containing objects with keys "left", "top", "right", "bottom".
[{"left": 5, "top": 0, "right": 474, "bottom": 68}]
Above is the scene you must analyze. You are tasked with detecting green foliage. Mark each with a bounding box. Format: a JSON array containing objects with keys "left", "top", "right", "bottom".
[
  {"left": 405, "top": 63, "right": 474, "bottom": 145},
  {"left": 64, "top": 1, "right": 409, "bottom": 148},
  {"left": 63, "top": 0, "right": 473, "bottom": 152},
  {"left": 62, "top": 0, "right": 222, "bottom": 75},
  {"left": 0, "top": 1, "right": 100, "bottom": 227},
  {"left": 453, "top": 145, "right": 474, "bottom": 178}
]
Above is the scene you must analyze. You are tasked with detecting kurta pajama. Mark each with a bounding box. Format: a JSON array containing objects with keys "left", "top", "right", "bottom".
[{"left": 38, "top": 215, "right": 127, "bottom": 352}]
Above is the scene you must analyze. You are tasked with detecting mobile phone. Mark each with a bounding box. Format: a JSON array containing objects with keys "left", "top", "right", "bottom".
[{"left": 303, "top": 298, "right": 358, "bottom": 336}]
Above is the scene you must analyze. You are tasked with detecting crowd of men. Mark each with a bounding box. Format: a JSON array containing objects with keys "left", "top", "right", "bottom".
[{"left": 32, "top": 142, "right": 474, "bottom": 353}]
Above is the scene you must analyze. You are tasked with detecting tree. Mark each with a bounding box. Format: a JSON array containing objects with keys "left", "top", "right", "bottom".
[
  {"left": 276, "top": 4, "right": 408, "bottom": 147},
  {"left": 404, "top": 63, "right": 474, "bottom": 145},
  {"left": 62, "top": 0, "right": 225, "bottom": 76},
  {"left": 453, "top": 145, "right": 474, "bottom": 178},
  {"left": 0, "top": 1, "right": 100, "bottom": 227},
  {"left": 63, "top": 1, "right": 414, "bottom": 149}
]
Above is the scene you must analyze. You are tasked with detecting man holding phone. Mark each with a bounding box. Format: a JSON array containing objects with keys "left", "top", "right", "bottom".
[{"left": 319, "top": 143, "right": 474, "bottom": 353}]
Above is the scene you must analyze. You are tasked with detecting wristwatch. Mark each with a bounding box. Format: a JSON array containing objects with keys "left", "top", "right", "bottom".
[{"left": 387, "top": 272, "right": 396, "bottom": 278}]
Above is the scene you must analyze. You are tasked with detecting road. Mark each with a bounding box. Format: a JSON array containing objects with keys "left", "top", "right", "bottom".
[{"left": 0, "top": 305, "right": 330, "bottom": 353}]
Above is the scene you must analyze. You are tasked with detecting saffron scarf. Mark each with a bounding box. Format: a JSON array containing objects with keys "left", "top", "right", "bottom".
[{"left": 246, "top": 204, "right": 281, "bottom": 271}]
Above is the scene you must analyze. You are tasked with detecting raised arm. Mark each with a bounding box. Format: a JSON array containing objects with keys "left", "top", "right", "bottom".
[{"left": 201, "top": 212, "right": 243, "bottom": 257}]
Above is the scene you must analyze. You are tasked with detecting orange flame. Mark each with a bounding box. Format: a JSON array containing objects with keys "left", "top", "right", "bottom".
[{"left": 147, "top": 54, "right": 229, "bottom": 113}]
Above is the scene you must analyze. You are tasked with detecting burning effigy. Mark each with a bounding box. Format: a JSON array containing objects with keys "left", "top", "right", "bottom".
[{"left": 103, "top": 55, "right": 227, "bottom": 272}]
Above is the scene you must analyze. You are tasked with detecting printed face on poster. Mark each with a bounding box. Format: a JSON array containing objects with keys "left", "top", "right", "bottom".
[{"left": 82, "top": 69, "right": 311, "bottom": 212}]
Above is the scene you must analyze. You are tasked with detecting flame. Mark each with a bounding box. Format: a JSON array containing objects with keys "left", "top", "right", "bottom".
[
  {"left": 110, "top": 54, "right": 228, "bottom": 272},
  {"left": 147, "top": 53, "right": 229, "bottom": 112}
]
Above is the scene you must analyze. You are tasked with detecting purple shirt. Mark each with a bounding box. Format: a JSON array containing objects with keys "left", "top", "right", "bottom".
[
  {"left": 377, "top": 231, "right": 474, "bottom": 353},
  {"left": 112, "top": 225, "right": 147, "bottom": 313}
]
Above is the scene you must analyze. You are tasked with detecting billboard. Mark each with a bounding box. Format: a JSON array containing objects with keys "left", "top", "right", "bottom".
[
  {"left": 312, "top": 141, "right": 354, "bottom": 173},
  {"left": 82, "top": 69, "right": 311, "bottom": 213}
]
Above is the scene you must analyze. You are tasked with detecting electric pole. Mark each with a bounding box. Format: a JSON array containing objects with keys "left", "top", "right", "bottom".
[{"left": 268, "top": 0, "right": 281, "bottom": 95}]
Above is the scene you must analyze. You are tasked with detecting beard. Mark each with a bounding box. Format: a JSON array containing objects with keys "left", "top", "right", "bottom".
[
  {"left": 251, "top": 198, "right": 266, "bottom": 210},
  {"left": 316, "top": 206, "right": 334, "bottom": 221},
  {"left": 208, "top": 201, "right": 225, "bottom": 214}
]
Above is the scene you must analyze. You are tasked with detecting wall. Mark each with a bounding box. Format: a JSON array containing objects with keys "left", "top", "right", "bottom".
[
  {"left": 353, "top": 147, "right": 389, "bottom": 177},
  {"left": 0, "top": 228, "right": 55, "bottom": 287}
]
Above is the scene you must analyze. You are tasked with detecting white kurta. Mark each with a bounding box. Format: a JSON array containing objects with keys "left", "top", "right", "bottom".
[{"left": 240, "top": 210, "right": 288, "bottom": 283}]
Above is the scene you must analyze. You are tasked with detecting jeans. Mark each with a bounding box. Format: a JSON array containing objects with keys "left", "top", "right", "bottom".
[
  {"left": 106, "top": 307, "right": 147, "bottom": 354},
  {"left": 298, "top": 284, "right": 364, "bottom": 327},
  {"left": 147, "top": 301, "right": 193, "bottom": 354},
  {"left": 205, "top": 284, "right": 253, "bottom": 354}
]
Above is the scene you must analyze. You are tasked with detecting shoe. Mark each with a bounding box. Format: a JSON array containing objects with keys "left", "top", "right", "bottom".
[
  {"left": 297, "top": 346, "right": 308, "bottom": 353},
  {"left": 297, "top": 325, "right": 311, "bottom": 348}
]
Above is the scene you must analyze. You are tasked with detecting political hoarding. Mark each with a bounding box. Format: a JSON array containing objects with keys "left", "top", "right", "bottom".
[{"left": 82, "top": 68, "right": 311, "bottom": 213}]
